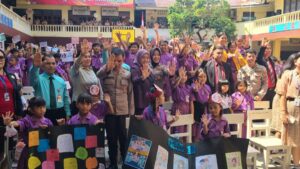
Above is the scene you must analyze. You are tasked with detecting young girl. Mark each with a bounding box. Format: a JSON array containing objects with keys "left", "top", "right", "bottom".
[
  {"left": 171, "top": 67, "right": 194, "bottom": 134},
  {"left": 211, "top": 80, "right": 233, "bottom": 114},
  {"left": 192, "top": 69, "right": 211, "bottom": 140},
  {"left": 2, "top": 97, "right": 53, "bottom": 169},
  {"left": 6, "top": 56, "right": 23, "bottom": 84},
  {"left": 198, "top": 94, "right": 231, "bottom": 140},
  {"left": 142, "top": 85, "right": 179, "bottom": 130},
  {"left": 67, "top": 93, "right": 101, "bottom": 125},
  {"left": 231, "top": 80, "right": 254, "bottom": 138}
]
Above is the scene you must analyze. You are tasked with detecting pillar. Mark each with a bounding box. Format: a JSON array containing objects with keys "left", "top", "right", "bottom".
[
  {"left": 61, "top": 8, "right": 68, "bottom": 23},
  {"left": 273, "top": 39, "right": 281, "bottom": 60}
]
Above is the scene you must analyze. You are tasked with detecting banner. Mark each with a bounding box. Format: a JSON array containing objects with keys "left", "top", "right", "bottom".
[
  {"left": 124, "top": 117, "right": 249, "bottom": 169},
  {"left": 61, "top": 51, "right": 74, "bottom": 63},
  {"left": 39, "top": 41, "right": 48, "bottom": 48},
  {"left": 112, "top": 29, "right": 135, "bottom": 43},
  {"left": 0, "top": 41, "right": 4, "bottom": 51},
  {"left": 135, "top": 0, "right": 175, "bottom": 8},
  {"left": 0, "top": 13, "right": 13, "bottom": 28},
  {"left": 71, "top": 37, "right": 79, "bottom": 45},
  {"left": 29, "top": 0, "right": 134, "bottom": 8},
  {"left": 12, "top": 35, "right": 21, "bottom": 44},
  {"left": 101, "top": 7, "right": 119, "bottom": 17},
  {"left": 27, "top": 124, "right": 105, "bottom": 169},
  {"left": 72, "top": 6, "right": 90, "bottom": 16}
]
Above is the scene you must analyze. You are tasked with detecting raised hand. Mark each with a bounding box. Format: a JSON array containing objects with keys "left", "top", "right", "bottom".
[
  {"left": 102, "top": 38, "right": 111, "bottom": 50},
  {"left": 140, "top": 25, "right": 146, "bottom": 33},
  {"left": 261, "top": 38, "right": 270, "bottom": 47},
  {"left": 106, "top": 54, "right": 115, "bottom": 72},
  {"left": 2, "top": 111, "right": 14, "bottom": 126},
  {"left": 154, "top": 23, "right": 159, "bottom": 32},
  {"left": 103, "top": 93, "right": 111, "bottom": 103},
  {"left": 201, "top": 114, "right": 209, "bottom": 127},
  {"left": 168, "top": 61, "right": 176, "bottom": 76},
  {"left": 33, "top": 52, "right": 42, "bottom": 67},
  {"left": 141, "top": 64, "right": 150, "bottom": 80},
  {"left": 178, "top": 67, "right": 186, "bottom": 79},
  {"left": 193, "top": 79, "right": 201, "bottom": 91},
  {"left": 116, "top": 32, "right": 122, "bottom": 39}
]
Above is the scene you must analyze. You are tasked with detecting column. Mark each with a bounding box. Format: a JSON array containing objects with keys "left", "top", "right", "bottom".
[{"left": 273, "top": 39, "right": 281, "bottom": 60}]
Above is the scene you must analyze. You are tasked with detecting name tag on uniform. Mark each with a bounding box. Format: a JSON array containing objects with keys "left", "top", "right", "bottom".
[
  {"left": 185, "top": 95, "right": 190, "bottom": 103},
  {"left": 57, "top": 95, "right": 62, "bottom": 103},
  {"left": 4, "top": 92, "right": 10, "bottom": 102},
  {"left": 295, "top": 97, "right": 300, "bottom": 107},
  {"left": 100, "top": 58, "right": 103, "bottom": 63}
]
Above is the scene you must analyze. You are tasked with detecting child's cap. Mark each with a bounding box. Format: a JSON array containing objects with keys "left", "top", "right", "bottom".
[
  {"left": 210, "top": 93, "right": 222, "bottom": 105},
  {"left": 146, "top": 84, "right": 163, "bottom": 101},
  {"left": 218, "top": 79, "right": 229, "bottom": 85}
]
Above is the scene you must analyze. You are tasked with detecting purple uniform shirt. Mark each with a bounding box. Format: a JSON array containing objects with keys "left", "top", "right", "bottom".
[
  {"left": 125, "top": 50, "right": 136, "bottom": 68},
  {"left": 199, "top": 115, "right": 230, "bottom": 140},
  {"left": 92, "top": 53, "right": 103, "bottom": 71},
  {"left": 171, "top": 84, "right": 195, "bottom": 115},
  {"left": 56, "top": 64, "right": 69, "bottom": 81},
  {"left": 143, "top": 106, "right": 168, "bottom": 130},
  {"left": 192, "top": 84, "right": 211, "bottom": 104},
  {"left": 160, "top": 52, "right": 174, "bottom": 67},
  {"left": 6, "top": 64, "right": 23, "bottom": 80},
  {"left": 176, "top": 54, "right": 199, "bottom": 72},
  {"left": 18, "top": 115, "right": 53, "bottom": 144},
  {"left": 68, "top": 112, "right": 98, "bottom": 125},
  {"left": 231, "top": 91, "right": 254, "bottom": 112},
  {"left": 90, "top": 101, "right": 108, "bottom": 120}
]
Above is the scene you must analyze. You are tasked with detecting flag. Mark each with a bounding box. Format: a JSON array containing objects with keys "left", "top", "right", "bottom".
[{"left": 141, "top": 11, "right": 144, "bottom": 27}]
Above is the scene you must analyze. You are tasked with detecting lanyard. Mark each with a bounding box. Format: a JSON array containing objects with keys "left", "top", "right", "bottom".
[{"left": 0, "top": 76, "right": 8, "bottom": 92}]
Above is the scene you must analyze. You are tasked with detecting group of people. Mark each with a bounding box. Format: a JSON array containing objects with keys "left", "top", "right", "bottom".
[{"left": 0, "top": 26, "right": 300, "bottom": 168}]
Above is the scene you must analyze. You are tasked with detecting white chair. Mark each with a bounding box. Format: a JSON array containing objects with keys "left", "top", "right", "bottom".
[
  {"left": 224, "top": 113, "right": 259, "bottom": 169},
  {"left": 223, "top": 113, "right": 244, "bottom": 137},
  {"left": 254, "top": 101, "right": 269, "bottom": 110},
  {"left": 21, "top": 86, "right": 35, "bottom": 100},
  {"left": 167, "top": 114, "right": 194, "bottom": 143},
  {"left": 247, "top": 109, "right": 291, "bottom": 169}
]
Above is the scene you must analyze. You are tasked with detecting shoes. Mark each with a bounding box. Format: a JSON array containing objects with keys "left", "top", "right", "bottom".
[{"left": 107, "top": 165, "right": 118, "bottom": 169}]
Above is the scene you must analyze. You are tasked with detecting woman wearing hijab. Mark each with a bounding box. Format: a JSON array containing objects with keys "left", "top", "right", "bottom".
[
  {"left": 131, "top": 49, "right": 154, "bottom": 115},
  {"left": 150, "top": 48, "right": 176, "bottom": 101}
]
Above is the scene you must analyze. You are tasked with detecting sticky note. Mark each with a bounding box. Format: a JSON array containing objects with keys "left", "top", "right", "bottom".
[
  {"left": 74, "top": 127, "right": 86, "bottom": 140},
  {"left": 28, "top": 156, "right": 41, "bottom": 169},
  {"left": 75, "top": 147, "right": 88, "bottom": 160},
  {"left": 85, "top": 135, "right": 97, "bottom": 148},
  {"left": 42, "top": 161, "right": 55, "bottom": 169},
  {"left": 64, "top": 158, "right": 78, "bottom": 169},
  {"left": 28, "top": 131, "right": 39, "bottom": 147},
  {"left": 38, "top": 139, "right": 50, "bottom": 152},
  {"left": 95, "top": 148, "right": 105, "bottom": 158},
  {"left": 46, "top": 149, "right": 59, "bottom": 161},
  {"left": 57, "top": 134, "right": 74, "bottom": 153},
  {"left": 86, "top": 157, "right": 98, "bottom": 169}
]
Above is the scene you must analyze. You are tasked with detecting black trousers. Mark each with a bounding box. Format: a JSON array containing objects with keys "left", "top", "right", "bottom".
[
  {"left": 45, "top": 108, "right": 66, "bottom": 125},
  {"left": 105, "top": 115, "right": 128, "bottom": 166},
  {"left": 263, "top": 88, "right": 275, "bottom": 109}
]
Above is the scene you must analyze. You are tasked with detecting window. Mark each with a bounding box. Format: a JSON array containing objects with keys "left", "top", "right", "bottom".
[
  {"left": 284, "top": 0, "right": 300, "bottom": 13},
  {"left": 242, "top": 12, "right": 255, "bottom": 21}
]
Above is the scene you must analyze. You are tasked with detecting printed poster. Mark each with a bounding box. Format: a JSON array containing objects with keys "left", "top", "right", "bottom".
[
  {"left": 27, "top": 124, "right": 105, "bottom": 169},
  {"left": 225, "top": 152, "right": 242, "bottom": 169},
  {"left": 60, "top": 51, "right": 74, "bottom": 62},
  {"left": 154, "top": 146, "right": 168, "bottom": 169},
  {"left": 195, "top": 154, "right": 218, "bottom": 169},
  {"left": 173, "top": 154, "right": 188, "bottom": 169},
  {"left": 124, "top": 135, "right": 152, "bottom": 169}
]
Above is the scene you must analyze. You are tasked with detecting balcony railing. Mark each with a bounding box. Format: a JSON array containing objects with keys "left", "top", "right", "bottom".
[
  {"left": 31, "top": 25, "right": 134, "bottom": 33},
  {"left": 254, "top": 10, "right": 300, "bottom": 28},
  {"left": 0, "top": 3, "right": 31, "bottom": 35}
]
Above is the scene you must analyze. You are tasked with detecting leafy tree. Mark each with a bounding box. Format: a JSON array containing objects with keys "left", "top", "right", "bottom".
[{"left": 167, "top": 0, "right": 236, "bottom": 42}]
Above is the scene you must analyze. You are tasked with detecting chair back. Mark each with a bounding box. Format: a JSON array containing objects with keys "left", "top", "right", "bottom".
[
  {"left": 247, "top": 109, "right": 272, "bottom": 138},
  {"left": 223, "top": 113, "right": 244, "bottom": 138},
  {"left": 167, "top": 114, "right": 194, "bottom": 143}
]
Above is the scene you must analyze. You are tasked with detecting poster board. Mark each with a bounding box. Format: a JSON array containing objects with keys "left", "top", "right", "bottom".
[
  {"left": 124, "top": 117, "right": 249, "bottom": 169},
  {"left": 112, "top": 29, "right": 135, "bottom": 43},
  {"left": 60, "top": 51, "right": 74, "bottom": 62},
  {"left": 27, "top": 124, "right": 105, "bottom": 169}
]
